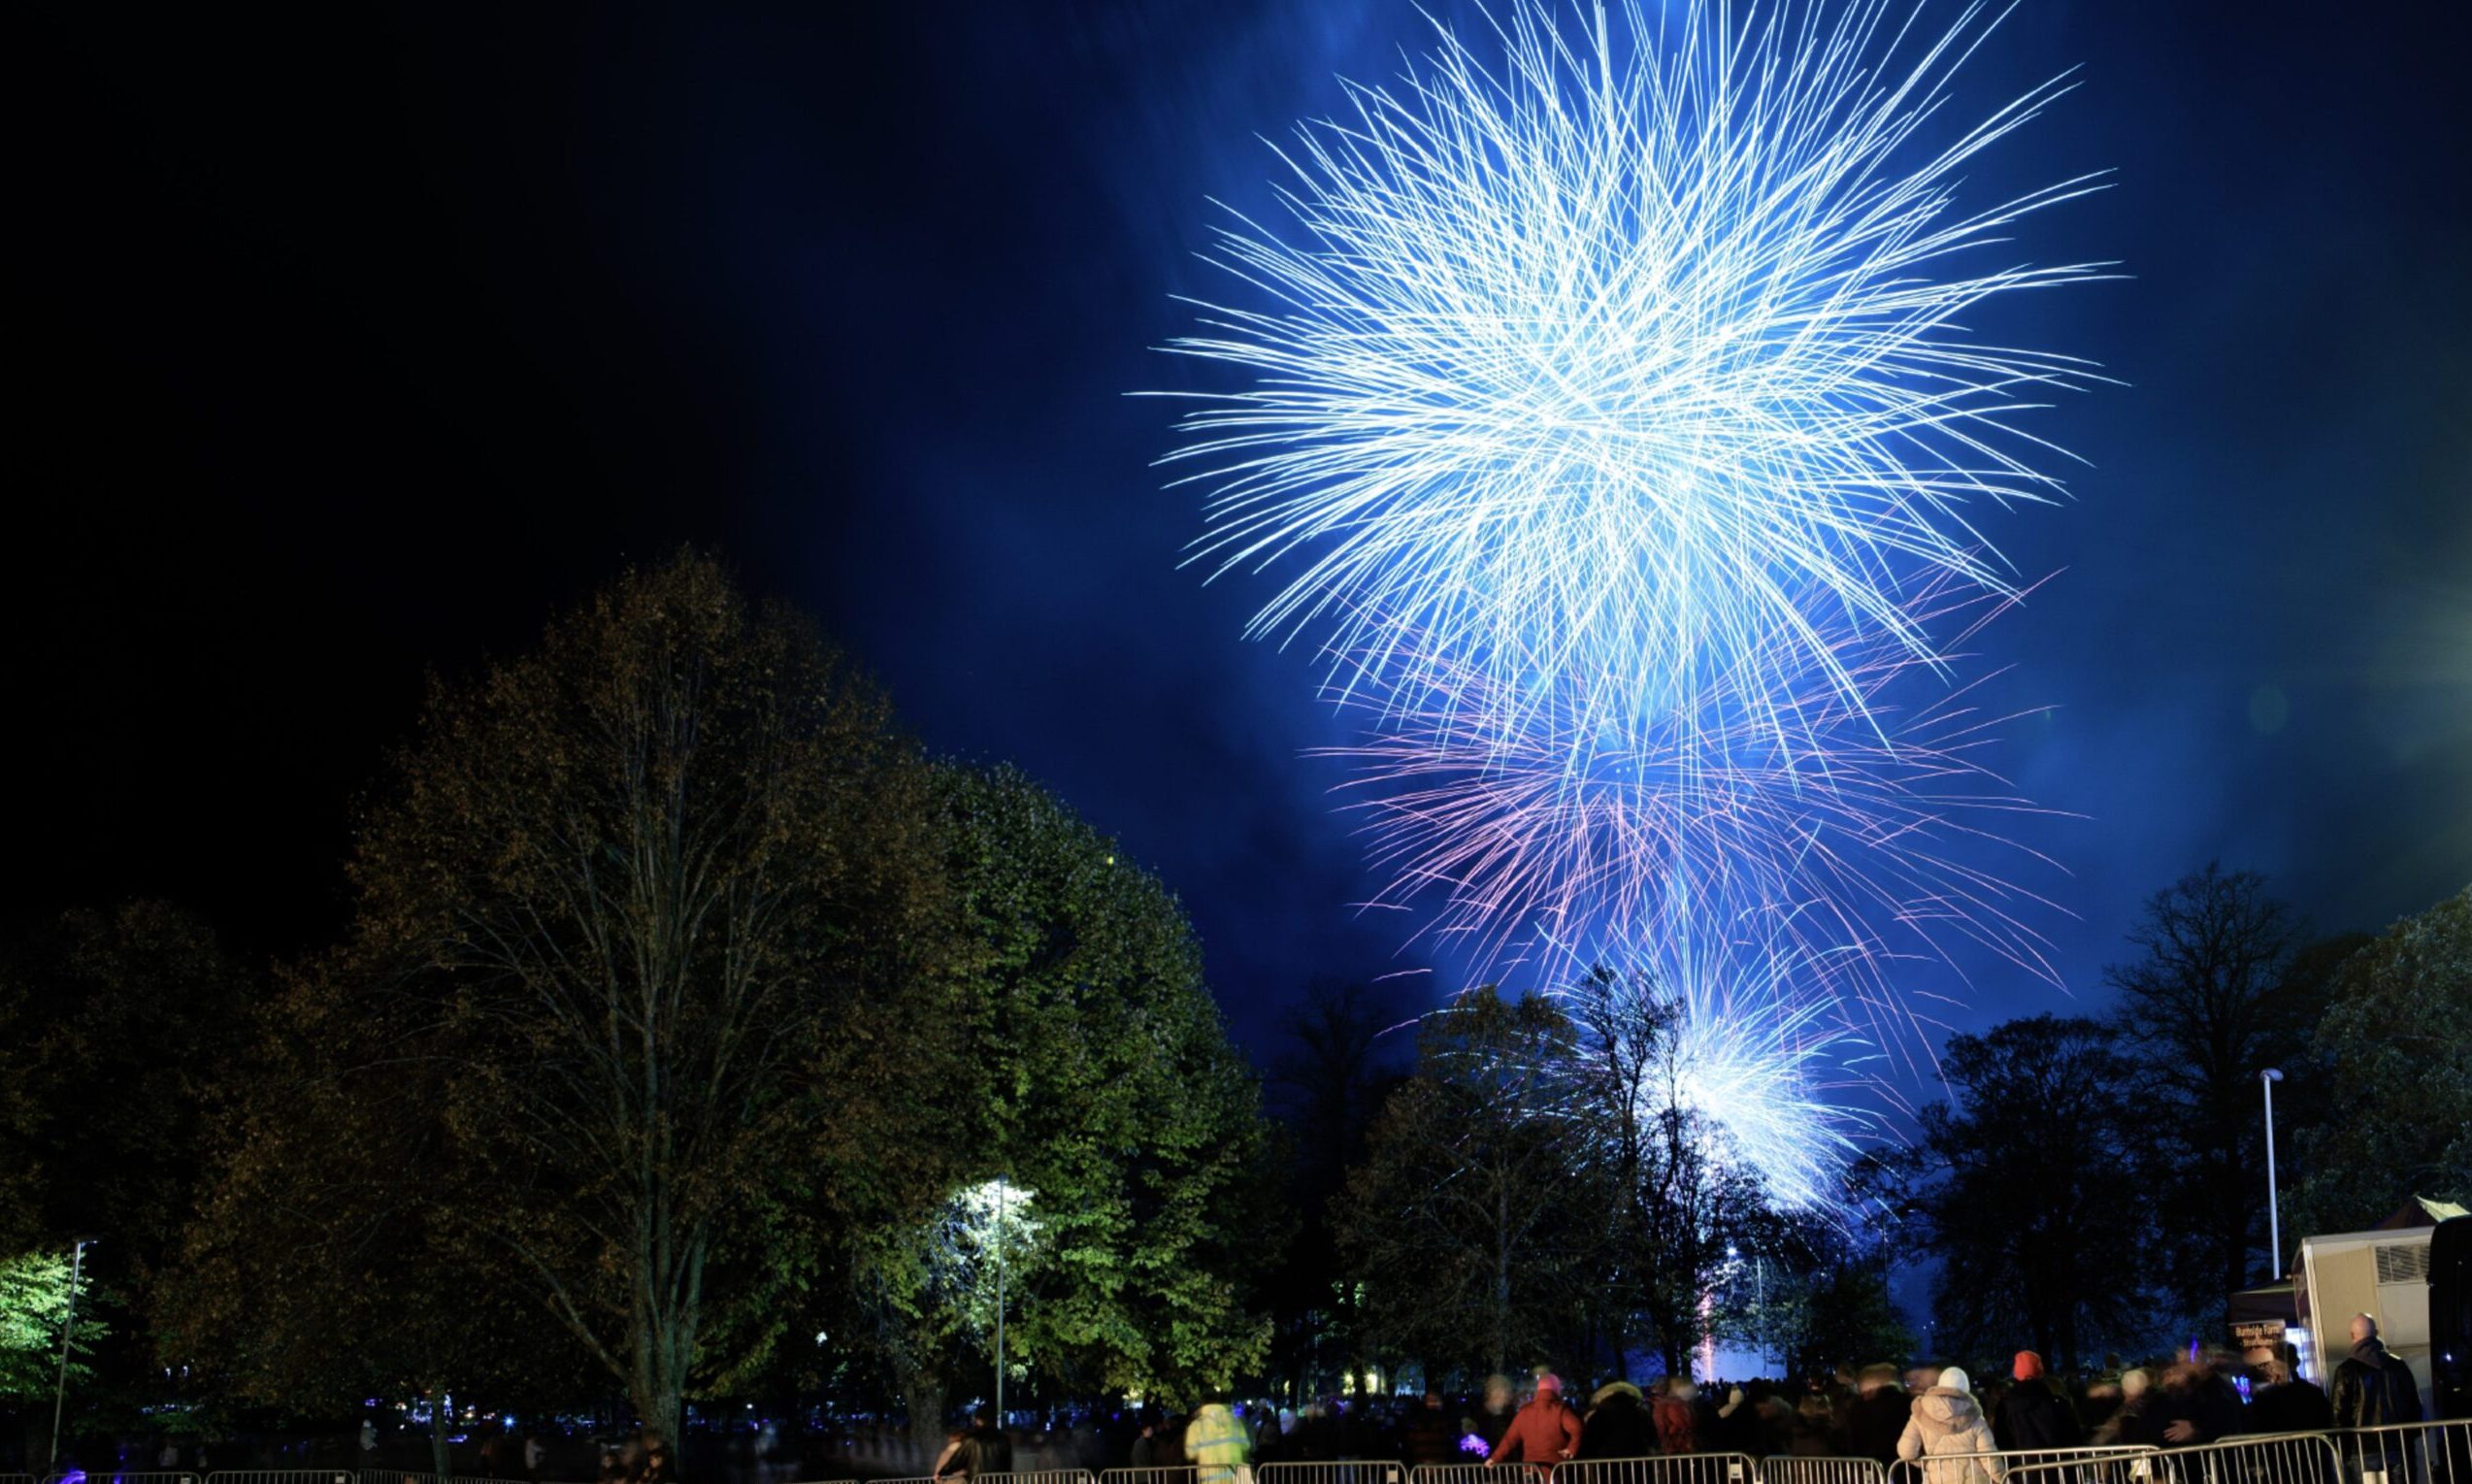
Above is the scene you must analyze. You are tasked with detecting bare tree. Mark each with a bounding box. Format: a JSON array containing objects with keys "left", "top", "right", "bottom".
[{"left": 2105, "top": 862, "right": 2301, "bottom": 1319}]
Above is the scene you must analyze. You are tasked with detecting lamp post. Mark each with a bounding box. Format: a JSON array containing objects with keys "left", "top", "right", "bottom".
[
  {"left": 2260, "top": 1070, "right": 2285, "bottom": 1280},
  {"left": 49, "top": 1237, "right": 93, "bottom": 1472},
  {"left": 994, "top": 1177, "right": 1006, "bottom": 1426}
]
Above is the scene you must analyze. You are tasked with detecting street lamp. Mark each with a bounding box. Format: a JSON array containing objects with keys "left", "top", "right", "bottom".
[
  {"left": 994, "top": 1177, "right": 1007, "bottom": 1426},
  {"left": 2260, "top": 1070, "right": 2285, "bottom": 1280},
  {"left": 49, "top": 1237, "right": 95, "bottom": 1472}
]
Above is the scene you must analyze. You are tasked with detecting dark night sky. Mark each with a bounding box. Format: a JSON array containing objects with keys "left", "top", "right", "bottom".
[{"left": 16, "top": 2, "right": 2470, "bottom": 1072}]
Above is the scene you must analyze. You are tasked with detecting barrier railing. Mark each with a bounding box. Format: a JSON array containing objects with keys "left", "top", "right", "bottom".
[
  {"left": 2335, "top": 1422, "right": 2472, "bottom": 1484},
  {"left": 208, "top": 1471, "right": 355, "bottom": 1484},
  {"left": 48, "top": 1473, "right": 206, "bottom": 1484},
  {"left": 1408, "top": 1465, "right": 1497, "bottom": 1484},
  {"left": 1895, "top": 1448, "right": 2165, "bottom": 1484},
  {"left": 1555, "top": 1456, "right": 1760, "bottom": 1484},
  {"left": 1759, "top": 1458, "right": 1891, "bottom": 1484},
  {"left": 1258, "top": 1463, "right": 1407, "bottom": 1484},
  {"left": 981, "top": 1473, "right": 1100, "bottom": 1484},
  {"left": 2142, "top": 1434, "right": 2340, "bottom": 1484},
  {"left": 1103, "top": 1468, "right": 1200, "bottom": 1484},
  {"left": 358, "top": 1474, "right": 535, "bottom": 1484}
]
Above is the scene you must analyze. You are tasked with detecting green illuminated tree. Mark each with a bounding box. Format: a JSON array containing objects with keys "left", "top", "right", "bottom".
[{"left": 2288, "top": 884, "right": 2472, "bottom": 1237}]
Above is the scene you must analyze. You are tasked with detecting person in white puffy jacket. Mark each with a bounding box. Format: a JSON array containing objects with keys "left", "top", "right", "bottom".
[{"left": 1897, "top": 1368, "right": 2006, "bottom": 1484}]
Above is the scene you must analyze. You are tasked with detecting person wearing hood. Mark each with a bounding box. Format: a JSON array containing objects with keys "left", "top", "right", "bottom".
[
  {"left": 1187, "top": 1402, "right": 1252, "bottom": 1484},
  {"left": 1653, "top": 1378, "right": 1705, "bottom": 1456},
  {"left": 2332, "top": 1314, "right": 2425, "bottom": 1428},
  {"left": 1579, "top": 1381, "right": 1653, "bottom": 1461},
  {"left": 1994, "top": 1353, "right": 2081, "bottom": 1452},
  {"left": 1487, "top": 1373, "right": 1583, "bottom": 1472},
  {"left": 1897, "top": 1369, "right": 2005, "bottom": 1484}
]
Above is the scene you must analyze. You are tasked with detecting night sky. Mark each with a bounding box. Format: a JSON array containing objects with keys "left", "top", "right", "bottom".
[{"left": 18, "top": 2, "right": 2469, "bottom": 1072}]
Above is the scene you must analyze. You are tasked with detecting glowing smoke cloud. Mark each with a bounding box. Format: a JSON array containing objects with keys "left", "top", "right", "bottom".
[{"left": 1159, "top": 0, "right": 2101, "bottom": 1201}]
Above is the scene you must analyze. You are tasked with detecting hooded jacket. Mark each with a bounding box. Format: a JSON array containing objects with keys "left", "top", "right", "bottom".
[
  {"left": 1579, "top": 1386, "right": 1654, "bottom": 1461},
  {"left": 1897, "top": 1388, "right": 2005, "bottom": 1484}
]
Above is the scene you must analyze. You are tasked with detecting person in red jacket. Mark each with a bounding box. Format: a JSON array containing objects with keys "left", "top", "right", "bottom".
[{"left": 1488, "top": 1373, "right": 1584, "bottom": 1473}]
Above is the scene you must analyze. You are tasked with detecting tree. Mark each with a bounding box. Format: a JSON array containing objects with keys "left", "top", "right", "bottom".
[
  {"left": 844, "top": 763, "right": 1278, "bottom": 1435},
  {"left": 1563, "top": 968, "right": 1768, "bottom": 1378},
  {"left": 0, "top": 901, "right": 252, "bottom": 1451},
  {"left": 2288, "top": 885, "right": 2472, "bottom": 1237},
  {"left": 1263, "top": 980, "right": 1412, "bottom": 1396},
  {"left": 2104, "top": 863, "right": 2305, "bottom": 1319},
  {"left": 1, "top": 1249, "right": 108, "bottom": 1465},
  {"left": 176, "top": 552, "right": 964, "bottom": 1443},
  {"left": 1919, "top": 1015, "right": 2159, "bottom": 1371},
  {"left": 1333, "top": 988, "right": 1585, "bottom": 1381}
]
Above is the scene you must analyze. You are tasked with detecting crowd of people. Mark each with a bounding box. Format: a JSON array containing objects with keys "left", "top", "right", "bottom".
[{"left": 931, "top": 1313, "right": 2429, "bottom": 1482}]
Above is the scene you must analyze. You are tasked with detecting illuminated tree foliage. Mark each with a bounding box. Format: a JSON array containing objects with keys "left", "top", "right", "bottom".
[
  {"left": 845, "top": 764, "right": 1276, "bottom": 1435},
  {"left": 0, "top": 1249, "right": 105, "bottom": 1410},
  {"left": 2289, "top": 884, "right": 2472, "bottom": 1237}
]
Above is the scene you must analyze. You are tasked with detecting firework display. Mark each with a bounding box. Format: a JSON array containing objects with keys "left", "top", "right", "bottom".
[{"left": 1166, "top": 0, "right": 2100, "bottom": 1197}]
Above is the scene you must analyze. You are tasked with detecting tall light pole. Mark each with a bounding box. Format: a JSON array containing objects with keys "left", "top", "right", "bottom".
[
  {"left": 49, "top": 1237, "right": 93, "bottom": 1472},
  {"left": 2260, "top": 1070, "right": 2285, "bottom": 1280},
  {"left": 994, "top": 1177, "right": 1006, "bottom": 1426}
]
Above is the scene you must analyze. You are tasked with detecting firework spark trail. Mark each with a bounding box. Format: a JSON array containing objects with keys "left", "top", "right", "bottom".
[
  {"left": 1162, "top": 0, "right": 2107, "bottom": 754},
  {"left": 1160, "top": 0, "right": 2103, "bottom": 1201}
]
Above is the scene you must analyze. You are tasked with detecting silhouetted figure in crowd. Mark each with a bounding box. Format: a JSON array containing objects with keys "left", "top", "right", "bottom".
[
  {"left": 2253, "top": 1343, "right": 2332, "bottom": 1435},
  {"left": 1403, "top": 1391, "right": 1462, "bottom": 1468},
  {"left": 1850, "top": 1366, "right": 1911, "bottom": 1468},
  {"left": 934, "top": 1428, "right": 982, "bottom": 1484},
  {"left": 1994, "top": 1352, "right": 2080, "bottom": 1452},
  {"left": 1651, "top": 1378, "right": 1702, "bottom": 1456},
  {"left": 971, "top": 1407, "right": 1013, "bottom": 1475},
  {"left": 2334, "top": 1314, "right": 2424, "bottom": 1429},
  {"left": 1577, "top": 1382, "right": 1651, "bottom": 1461}
]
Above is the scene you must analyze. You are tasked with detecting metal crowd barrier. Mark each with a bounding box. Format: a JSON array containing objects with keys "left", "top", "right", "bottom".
[
  {"left": 208, "top": 1472, "right": 354, "bottom": 1484},
  {"left": 357, "top": 1474, "right": 535, "bottom": 1484},
  {"left": 1103, "top": 1468, "right": 1201, "bottom": 1484},
  {"left": 1557, "top": 1457, "right": 1759, "bottom": 1484},
  {"left": 1258, "top": 1465, "right": 1406, "bottom": 1484},
  {"left": 46, "top": 1473, "right": 205, "bottom": 1484},
  {"left": 982, "top": 1473, "right": 1101, "bottom": 1484},
  {"left": 1406, "top": 1465, "right": 1496, "bottom": 1484},
  {"left": 1757, "top": 1460, "right": 1889, "bottom": 1484},
  {"left": 2143, "top": 1434, "right": 2341, "bottom": 1484},
  {"left": 2335, "top": 1422, "right": 2472, "bottom": 1484},
  {"left": 1895, "top": 1448, "right": 2164, "bottom": 1484}
]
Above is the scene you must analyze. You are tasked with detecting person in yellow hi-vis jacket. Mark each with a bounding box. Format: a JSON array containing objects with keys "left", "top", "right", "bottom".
[{"left": 1186, "top": 1402, "right": 1253, "bottom": 1484}]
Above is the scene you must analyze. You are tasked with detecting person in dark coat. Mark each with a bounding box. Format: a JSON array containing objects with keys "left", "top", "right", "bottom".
[
  {"left": 1849, "top": 1367, "right": 1911, "bottom": 1468},
  {"left": 1578, "top": 1382, "right": 1653, "bottom": 1461},
  {"left": 1403, "top": 1392, "right": 1462, "bottom": 1468},
  {"left": 2151, "top": 1362, "right": 2244, "bottom": 1447},
  {"left": 971, "top": 1407, "right": 1013, "bottom": 1474},
  {"left": 1994, "top": 1353, "right": 2081, "bottom": 1452},
  {"left": 2332, "top": 1315, "right": 2425, "bottom": 1429},
  {"left": 2251, "top": 1345, "right": 2333, "bottom": 1435}
]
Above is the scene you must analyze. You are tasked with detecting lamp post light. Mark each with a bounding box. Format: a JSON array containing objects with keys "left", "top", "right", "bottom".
[
  {"left": 2260, "top": 1070, "right": 2285, "bottom": 1280},
  {"left": 994, "top": 1177, "right": 1007, "bottom": 1426},
  {"left": 49, "top": 1237, "right": 94, "bottom": 1473}
]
